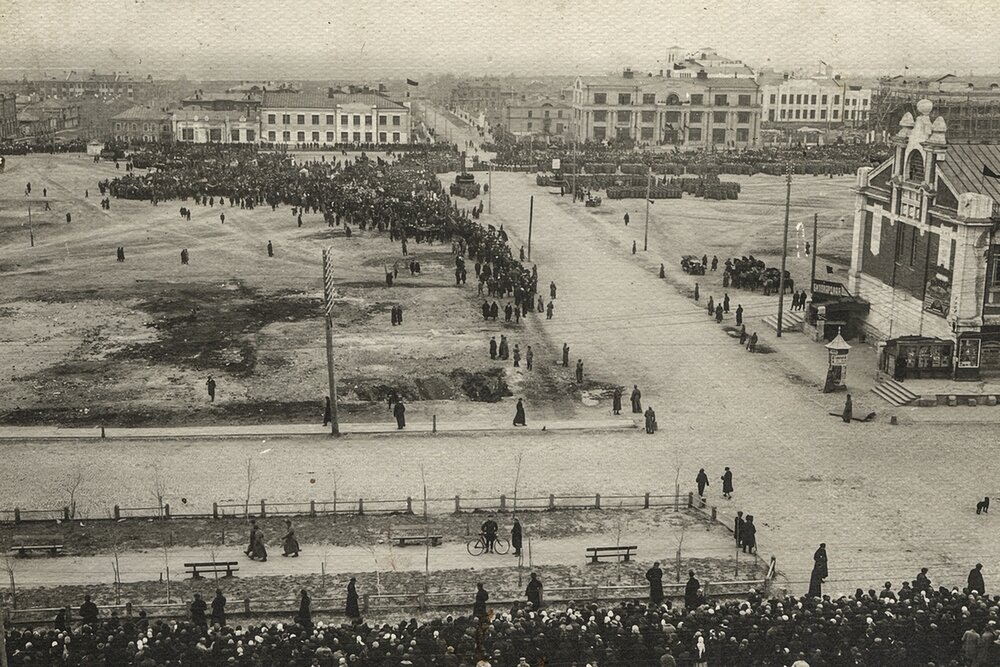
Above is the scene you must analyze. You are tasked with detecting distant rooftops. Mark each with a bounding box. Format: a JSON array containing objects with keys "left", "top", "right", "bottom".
[{"left": 262, "top": 90, "right": 407, "bottom": 110}]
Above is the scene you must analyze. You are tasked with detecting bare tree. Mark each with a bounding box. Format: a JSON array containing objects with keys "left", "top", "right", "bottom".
[
  {"left": 674, "top": 524, "right": 688, "bottom": 583},
  {"left": 613, "top": 503, "right": 629, "bottom": 583},
  {"left": 511, "top": 451, "right": 523, "bottom": 515},
  {"left": 162, "top": 540, "right": 172, "bottom": 603},
  {"left": 105, "top": 512, "right": 123, "bottom": 604},
  {"left": 65, "top": 470, "right": 84, "bottom": 520},
  {"left": 331, "top": 471, "right": 342, "bottom": 523},
  {"left": 2, "top": 554, "right": 17, "bottom": 609},
  {"left": 150, "top": 466, "right": 168, "bottom": 520},
  {"left": 359, "top": 516, "right": 384, "bottom": 595},
  {"left": 243, "top": 456, "right": 259, "bottom": 520}
]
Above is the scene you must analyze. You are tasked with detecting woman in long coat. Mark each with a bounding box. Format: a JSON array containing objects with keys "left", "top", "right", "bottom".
[
  {"left": 250, "top": 524, "right": 268, "bottom": 562},
  {"left": 346, "top": 577, "right": 361, "bottom": 620},
  {"left": 295, "top": 589, "right": 312, "bottom": 629},
  {"left": 612, "top": 387, "right": 622, "bottom": 415},
  {"left": 282, "top": 519, "right": 300, "bottom": 557}
]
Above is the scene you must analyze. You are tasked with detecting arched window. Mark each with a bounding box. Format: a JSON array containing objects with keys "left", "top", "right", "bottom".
[
  {"left": 665, "top": 94, "right": 680, "bottom": 105},
  {"left": 907, "top": 150, "right": 925, "bottom": 181}
]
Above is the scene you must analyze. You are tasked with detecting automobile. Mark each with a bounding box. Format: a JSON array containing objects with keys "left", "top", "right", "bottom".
[{"left": 681, "top": 255, "right": 705, "bottom": 275}]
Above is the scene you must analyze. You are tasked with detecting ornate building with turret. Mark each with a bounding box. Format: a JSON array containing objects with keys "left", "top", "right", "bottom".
[{"left": 850, "top": 99, "right": 1000, "bottom": 379}]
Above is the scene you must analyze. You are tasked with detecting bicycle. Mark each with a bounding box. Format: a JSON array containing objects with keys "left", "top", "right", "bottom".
[{"left": 466, "top": 534, "right": 509, "bottom": 556}]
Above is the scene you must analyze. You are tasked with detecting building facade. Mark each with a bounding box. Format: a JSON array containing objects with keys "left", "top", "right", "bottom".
[
  {"left": 571, "top": 70, "right": 761, "bottom": 148},
  {"left": 261, "top": 91, "right": 410, "bottom": 146},
  {"left": 110, "top": 104, "right": 174, "bottom": 143},
  {"left": 181, "top": 91, "right": 262, "bottom": 113},
  {"left": 0, "top": 93, "right": 16, "bottom": 139},
  {"left": 760, "top": 75, "right": 844, "bottom": 125},
  {"left": 172, "top": 109, "right": 259, "bottom": 144},
  {"left": 874, "top": 75, "right": 1000, "bottom": 143},
  {"left": 849, "top": 99, "right": 1000, "bottom": 379},
  {"left": 31, "top": 71, "right": 159, "bottom": 101},
  {"left": 501, "top": 96, "right": 572, "bottom": 139}
]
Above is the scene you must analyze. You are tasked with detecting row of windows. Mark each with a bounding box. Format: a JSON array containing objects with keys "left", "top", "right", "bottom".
[
  {"left": 590, "top": 110, "right": 753, "bottom": 124},
  {"left": 590, "top": 92, "right": 754, "bottom": 106},
  {"left": 524, "top": 122, "right": 565, "bottom": 133},
  {"left": 525, "top": 109, "right": 564, "bottom": 118},
  {"left": 179, "top": 128, "right": 256, "bottom": 142},
  {"left": 590, "top": 126, "right": 751, "bottom": 142},
  {"left": 114, "top": 122, "right": 170, "bottom": 132},
  {"left": 266, "top": 130, "right": 403, "bottom": 143},
  {"left": 770, "top": 93, "right": 844, "bottom": 106},
  {"left": 773, "top": 108, "right": 841, "bottom": 120},
  {"left": 265, "top": 113, "right": 403, "bottom": 126}
]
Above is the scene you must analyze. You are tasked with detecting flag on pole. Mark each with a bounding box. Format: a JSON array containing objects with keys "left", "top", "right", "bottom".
[
  {"left": 406, "top": 78, "right": 419, "bottom": 87},
  {"left": 983, "top": 164, "right": 1000, "bottom": 179},
  {"left": 826, "top": 265, "right": 835, "bottom": 274}
]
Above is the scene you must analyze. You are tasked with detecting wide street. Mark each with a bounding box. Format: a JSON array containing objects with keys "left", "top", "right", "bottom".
[{"left": 2, "top": 158, "right": 999, "bottom": 596}]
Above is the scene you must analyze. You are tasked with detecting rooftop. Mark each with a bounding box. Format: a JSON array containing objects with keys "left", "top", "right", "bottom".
[
  {"left": 172, "top": 109, "right": 260, "bottom": 121},
  {"left": 263, "top": 91, "right": 407, "bottom": 110},
  {"left": 111, "top": 104, "right": 174, "bottom": 121},
  {"left": 938, "top": 143, "right": 1000, "bottom": 204}
]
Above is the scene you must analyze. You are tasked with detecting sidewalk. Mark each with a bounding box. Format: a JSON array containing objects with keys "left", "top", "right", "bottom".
[{"left": 0, "top": 417, "right": 637, "bottom": 441}]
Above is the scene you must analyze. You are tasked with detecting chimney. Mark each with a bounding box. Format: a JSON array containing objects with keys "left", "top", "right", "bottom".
[
  {"left": 696, "top": 70, "right": 708, "bottom": 80},
  {"left": 623, "top": 68, "right": 634, "bottom": 79},
  {"left": 659, "top": 69, "right": 664, "bottom": 77}
]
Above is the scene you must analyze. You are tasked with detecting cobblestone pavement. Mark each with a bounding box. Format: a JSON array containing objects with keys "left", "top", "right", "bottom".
[{"left": 5, "top": 173, "right": 1000, "bottom": 596}]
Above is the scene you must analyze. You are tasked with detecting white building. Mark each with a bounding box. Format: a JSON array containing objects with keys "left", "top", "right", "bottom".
[
  {"left": 261, "top": 91, "right": 411, "bottom": 147},
  {"left": 759, "top": 74, "right": 843, "bottom": 125},
  {"left": 172, "top": 109, "right": 259, "bottom": 143}
]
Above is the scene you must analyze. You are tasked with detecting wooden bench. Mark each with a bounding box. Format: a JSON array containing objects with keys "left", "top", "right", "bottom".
[
  {"left": 9, "top": 536, "right": 63, "bottom": 557},
  {"left": 392, "top": 527, "right": 443, "bottom": 547},
  {"left": 184, "top": 561, "right": 239, "bottom": 579},
  {"left": 586, "top": 545, "right": 637, "bottom": 564}
]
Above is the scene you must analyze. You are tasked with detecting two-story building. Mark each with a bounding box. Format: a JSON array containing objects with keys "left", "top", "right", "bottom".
[
  {"left": 172, "top": 109, "right": 259, "bottom": 144},
  {"left": 849, "top": 99, "right": 1000, "bottom": 379},
  {"left": 501, "top": 95, "right": 572, "bottom": 140},
  {"left": 110, "top": 103, "right": 175, "bottom": 143},
  {"left": 261, "top": 91, "right": 410, "bottom": 146}
]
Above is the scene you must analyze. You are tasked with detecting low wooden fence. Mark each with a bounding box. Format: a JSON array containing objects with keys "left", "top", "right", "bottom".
[{"left": 2, "top": 493, "right": 700, "bottom": 525}]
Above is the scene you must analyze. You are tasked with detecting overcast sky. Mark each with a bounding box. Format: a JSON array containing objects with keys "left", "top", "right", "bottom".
[{"left": 1, "top": 0, "right": 998, "bottom": 80}]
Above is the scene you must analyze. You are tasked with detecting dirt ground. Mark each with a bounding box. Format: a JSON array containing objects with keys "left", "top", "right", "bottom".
[{"left": 0, "top": 154, "right": 581, "bottom": 426}]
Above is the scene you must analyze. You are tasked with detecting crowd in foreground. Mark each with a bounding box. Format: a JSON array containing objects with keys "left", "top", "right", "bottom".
[{"left": 6, "top": 578, "right": 1000, "bottom": 666}]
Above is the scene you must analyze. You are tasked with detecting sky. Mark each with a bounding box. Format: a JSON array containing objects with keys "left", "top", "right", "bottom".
[{"left": 1, "top": 0, "right": 998, "bottom": 80}]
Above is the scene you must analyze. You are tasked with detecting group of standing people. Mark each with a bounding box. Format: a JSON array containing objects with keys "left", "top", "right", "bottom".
[{"left": 245, "top": 518, "right": 303, "bottom": 562}]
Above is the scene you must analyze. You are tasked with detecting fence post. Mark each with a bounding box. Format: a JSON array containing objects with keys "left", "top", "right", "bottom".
[
  {"left": 711, "top": 506, "right": 717, "bottom": 522},
  {"left": 358, "top": 498, "right": 364, "bottom": 515},
  {"left": 213, "top": 503, "right": 219, "bottom": 520},
  {"left": 500, "top": 494, "right": 506, "bottom": 511},
  {"left": 13, "top": 507, "right": 20, "bottom": 524},
  {"left": 114, "top": 505, "right": 121, "bottom": 521},
  {"left": 687, "top": 492, "right": 694, "bottom": 508},
  {"left": 125, "top": 601, "right": 133, "bottom": 617},
  {"left": 63, "top": 506, "right": 70, "bottom": 521},
  {"left": 594, "top": 493, "right": 601, "bottom": 509},
  {"left": 243, "top": 598, "right": 251, "bottom": 614},
  {"left": 432, "top": 415, "right": 437, "bottom": 433},
  {"left": 591, "top": 585, "right": 599, "bottom": 602},
  {"left": 675, "top": 548, "right": 682, "bottom": 583},
  {"left": 406, "top": 497, "right": 413, "bottom": 514},
  {"left": 549, "top": 494, "right": 556, "bottom": 509},
  {"left": 363, "top": 594, "right": 370, "bottom": 614},
  {"left": 644, "top": 493, "right": 650, "bottom": 509},
  {"left": 260, "top": 500, "right": 266, "bottom": 518},
  {"left": 164, "top": 503, "right": 171, "bottom": 519},
  {"left": 310, "top": 500, "right": 316, "bottom": 518},
  {"left": 454, "top": 495, "right": 460, "bottom": 514}
]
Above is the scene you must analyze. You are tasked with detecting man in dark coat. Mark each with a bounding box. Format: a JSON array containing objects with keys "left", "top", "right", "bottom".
[
  {"left": 969, "top": 563, "right": 986, "bottom": 594},
  {"left": 734, "top": 511, "right": 744, "bottom": 548},
  {"left": 295, "top": 589, "right": 312, "bottom": 630},
  {"left": 696, "top": 469, "right": 709, "bottom": 497},
  {"left": 562, "top": 343, "right": 569, "bottom": 367},
  {"left": 267, "top": 240, "right": 273, "bottom": 257},
  {"left": 513, "top": 398, "right": 526, "bottom": 426},
  {"left": 644, "top": 406, "right": 657, "bottom": 434},
  {"left": 79, "top": 595, "right": 99, "bottom": 625},
  {"left": 735, "top": 305, "right": 743, "bottom": 326},
  {"left": 346, "top": 577, "right": 361, "bottom": 620},
  {"left": 211, "top": 589, "right": 226, "bottom": 626},
  {"left": 630, "top": 385, "right": 642, "bottom": 413},
  {"left": 393, "top": 400, "right": 406, "bottom": 429},
  {"left": 190, "top": 593, "right": 208, "bottom": 627},
  {"left": 684, "top": 570, "right": 701, "bottom": 609},
  {"left": 526, "top": 572, "right": 543, "bottom": 609},
  {"left": 809, "top": 543, "right": 828, "bottom": 597},
  {"left": 575, "top": 359, "right": 584, "bottom": 384},
  {"left": 612, "top": 387, "right": 623, "bottom": 415},
  {"left": 646, "top": 562, "right": 664, "bottom": 605},
  {"left": 742, "top": 516, "right": 757, "bottom": 554},
  {"left": 489, "top": 336, "right": 497, "bottom": 360},
  {"left": 499, "top": 335, "right": 509, "bottom": 360},
  {"left": 721, "top": 467, "right": 733, "bottom": 499},
  {"left": 842, "top": 394, "right": 853, "bottom": 423},
  {"left": 474, "top": 583, "right": 489, "bottom": 621},
  {"left": 504, "top": 302, "right": 513, "bottom": 322},
  {"left": 323, "top": 396, "right": 332, "bottom": 426},
  {"left": 206, "top": 376, "right": 216, "bottom": 402},
  {"left": 482, "top": 301, "right": 491, "bottom": 320},
  {"left": 723, "top": 293, "right": 730, "bottom": 313},
  {"left": 511, "top": 517, "right": 523, "bottom": 556},
  {"left": 490, "top": 301, "right": 499, "bottom": 320}
]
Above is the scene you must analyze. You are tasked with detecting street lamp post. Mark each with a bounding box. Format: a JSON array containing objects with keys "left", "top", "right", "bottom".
[
  {"left": 776, "top": 166, "right": 792, "bottom": 338},
  {"left": 643, "top": 166, "right": 652, "bottom": 251}
]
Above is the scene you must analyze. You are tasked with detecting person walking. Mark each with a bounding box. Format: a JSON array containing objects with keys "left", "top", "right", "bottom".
[
  {"left": 630, "top": 385, "right": 642, "bottom": 413},
  {"left": 249, "top": 521, "right": 268, "bottom": 561},
  {"left": 513, "top": 344, "right": 521, "bottom": 368},
  {"left": 511, "top": 517, "right": 523, "bottom": 557},
  {"left": 499, "top": 335, "right": 509, "bottom": 360},
  {"left": 525, "top": 345, "right": 533, "bottom": 370},
  {"left": 624, "top": 212, "right": 630, "bottom": 226},
  {"left": 323, "top": 396, "right": 332, "bottom": 426},
  {"left": 721, "top": 467, "right": 734, "bottom": 499},
  {"left": 969, "top": 563, "right": 986, "bottom": 594},
  {"left": 644, "top": 406, "right": 657, "bottom": 434},
  {"left": 742, "top": 516, "right": 757, "bottom": 554},
  {"left": 575, "top": 359, "right": 584, "bottom": 384},
  {"left": 809, "top": 543, "right": 828, "bottom": 597},
  {"left": 550, "top": 281, "right": 557, "bottom": 299},
  {"left": 723, "top": 293, "right": 730, "bottom": 313},
  {"left": 562, "top": 343, "right": 569, "bottom": 367},
  {"left": 734, "top": 511, "right": 744, "bottom": 549},
  {"left": 696, "top": 469, "right": 709, "bottom": 498},
  {"left": 842, "top": 394, "right": 853, "bottom": 423},
  {"left": 295, "top": 589, "right": 312, "bottom": 630},
  {"left": 546, "top": 301, "right": 554, "bottom": 319},
  {"left": 346, "top": 577, "right": 361, "bottom": 621},
  {"left": 282, "top": 519, "right": 300, "bottom": 557},
  {"left": 473, "top": 583, "right": 489, "bottom": 622},
  {"left": 393, "top": 399, "right": 406, "bottom": 429},
  {"left": 211, "top": 589, "right": 226, "bottom": 626},
  {"left": 632, "top": 240, "right": 637, "bottom": 255},
  {"left": 206, "top": 375, "right": 216, "bottom": 402},
  {"left": 513, "top": 398, "right": 526, "bottom": 426},
  {"left": 715, "top": 304, "right": 723, "bottom": 323},
  {"left": 694, "top": 282, "right": 699, "bottom": 301},
  {"left": 735, "top": 304, "right": 743, "bottom": 326},
  {"left": 490, "top": 336, "right": 498, "bottom": 360},
  {"left": 526, "top": 572, "right": 543, "bottom": 609},
  {"left": 267, "top": 240, "right": 274, "bottom": 257},
  {"left": 747, "top": 332, "right": 758, "bottom": 353},
  {"left": 646, "top": 562, "right": 664, "bottom": 606},
  {"left": 612, "top": 387, "right": 623, "bottom": 415}
]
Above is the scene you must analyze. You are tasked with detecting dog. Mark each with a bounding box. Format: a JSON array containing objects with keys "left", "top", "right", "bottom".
[{"left": 977, "top": 497, "right": 991, "bottom": 515}]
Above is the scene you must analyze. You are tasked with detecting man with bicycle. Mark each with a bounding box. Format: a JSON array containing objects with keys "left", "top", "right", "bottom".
[{"left": 481, "top": 515, "right": 499, "bottom": 553}]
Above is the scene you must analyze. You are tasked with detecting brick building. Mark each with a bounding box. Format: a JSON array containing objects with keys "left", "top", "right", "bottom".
[
  {"left": 110, "top": 103, "right": 175, "bottom": 144},
  {"left": 31, "top": 71, "right": 159, "bottom": 101},
  {"left": 571, "top": 69, "right": 761, "bottom": 148},
  {"left": 849, "top": 99, "right": 1000, "bottom": 379},
  {"left": 0, "top": 93, "right": 16, "bottom": 139}
]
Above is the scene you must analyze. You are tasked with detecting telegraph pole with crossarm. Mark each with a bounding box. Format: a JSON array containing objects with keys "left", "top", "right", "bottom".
[{"left": 322, "top": 247, "right": 340, "bottom": 436}]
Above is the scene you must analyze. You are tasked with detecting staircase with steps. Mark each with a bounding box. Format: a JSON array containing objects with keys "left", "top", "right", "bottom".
[
  {"left": 762, "top": 309, "right": 805, "bottom": 333},
  {"left": 871, "top": 379, "right": 919, "bottom": 406}
]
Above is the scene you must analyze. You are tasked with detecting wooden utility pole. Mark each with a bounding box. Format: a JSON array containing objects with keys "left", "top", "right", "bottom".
[
  {"left": 0, "top": 585, "right": 8, "bottom": 667},
  {"left": 27, "top": 204, "right": 33, "bottom": 247},
  {"left": 643, "top": 167, "right": 652, "bottom": 251},
  {"left": 810, "top": 212, "right": 819, "bottom": 292},
  {"left": 322, "top": 247, "right": 341, "bottom": 436},
  {"left": 527, "top": 196, "right": 534, "bottom": 261},
  {"left": 488, "top": 165, "right": 492, "bottom": 214},
  {"left": 776, "top": 167, "right": 792, "bottom": 337}
]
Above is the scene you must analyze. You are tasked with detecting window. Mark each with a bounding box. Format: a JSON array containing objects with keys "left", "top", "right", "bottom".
[
  {"left": 910, "top": 229, "right": 918, "bottom": 265},
  {"left": 379, "top": 132, "right": 387, "bottom": 143},
  {"left": 308, "top": 114, "right": 317, "bottom": 125},
  {"left": 341, "top": 131, "right": 348, "bottom": 142},
  {"left": 821, "top": 95, "right": 827, "bottom": 105},
  {"left": 353, "top": 115, "right": 361, "bottom": 126},
  {"left": 593, "top": 93, "right": 606, "bottom": 104},
  {"left": 231, "top": 129, "right": 240, "bottom": 142},
  {"left": 715, "top": 94, "right": 727, "bottom": 106},
  {"left": 282, "top": 114, "right": 290, "bottom": 124},
  {"left": 809, "top": 110, "right": 816, "bottom": 119},
  {"left": 689, "top": 111, "right": 703, "bottom": 123},
  {"left": 542, "top": 110, "right": 548, "bottom": 118},
  {"left": 712, "top": 128, "right": 727, "bottom": 143},
  {"left": 392, "top": 132, "right": 400, "bottom": 143},
  {"left": 640, "top": 126, "right": 654, "bottom": 140},
  {"left": 770, "top": 94, "right": 777, "bottom": 104},
  {"left": 738, "top": 94, "right": 751, "bottom": 106},
  {"left": 378, "top": 115, "right": 387, "bottom": 125},
  {"left": 341, "top": 116, "right": 348, "bottom": 125},
  {"left": 297, "top": 114, "right": 305, "bottom": 124},
  {"left": 780, "top": 94, "right": 786, "bottom": 104},
  {"left": 737, "top": 111, "right": 750, "bottom": 124},
  {"left": 834, "top": 95, "right": 840, "bottom": 104},
  {"left": 115, "top": 122, "right": 121, "bottom": 131},
  {"left": 295, "top": 131, "right": 303, "bottom": 141},
  {"left": 641, "top": 110, "right": 655, "bottom": 123},
  {"left": 527, "top": 122, "right": 533, "bottom": 130},
  {"left": 665, "top": 111, "right": 681, "bottom": 123},
  {"left": 392, "top": 116, "right": 401, "bottom": 126},
  {"left": 688, "top": 127, "right": 702, "bottom": 141},
  {"left": 690, "top": 94, "right": 703, "bottom": 106},
  {"left": 182, "top": 128, "right": 194, "bottom": 141},
  {"left": 618, "top": 93, "right": 631, "bottom": 105},
  {"left": 643, "top": 93, "right": 656, "bottom": 105},
  {"left": 862, "top": 99, "right": 869, "bottom": 107},
  {"left": 246, "top": 129, "right": 255, "bottom": 142},
  {"left": 908, "top": 150, "right": 925, "bottom": 181},
  {"left": 736, "top": 128, "right": 749, "bottom": 142},
  {"left": 833, "top": 110, "right": 839, "bottom": 119},
  {"left": 820, "top": 109, "right": 827, "bottom": 120},
  {"left": 810, "top": 95, "right": 816, "bottom": 105},
  {"left": 556, "top": 123, "right": 563, "bottom": 133},
  {"left": 895, "top": 224, "right": 906, "bottom": 257},
  {"left": 713, "top": 111, "right": 727, "bottom": 124},
  {"left": 268, "top": 130, "right": 276, "bottom": 141},
  {"left": 312, "top": 131, "right": 320, "bottom": 141},
  {"left": 365, "top": 132, "right": 372, "bottom": 142},
  {"left": 593, "top": 126, "right": 607, "bottom": 139},
  {"left": 326, "top": 115, "right": 335, "bottom": 124},
  {"left": 353, "top": 132, "right": 361, "bottom": 142},
  {"left": 365, "top": 116, "right": 372, "bottom": 126},
  {"left": 770, "top": 110, "right": 776, "bottom": 121},
  {"left": 593, "top": 110, "right": 607, "bottom": 122},
  {"left": 209, "top": 128, "right": 222, "bottom": 142},
  {"left": 617, "top": 110, "right": 631, "bottom": 123},
  {"left": 527, "top": 110, "right": 533, "bottom": 118},
  {"left": 557, "top": 110, "right": 563, "bottom": 118}
]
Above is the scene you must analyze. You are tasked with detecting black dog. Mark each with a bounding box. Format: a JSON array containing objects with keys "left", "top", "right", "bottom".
[{"left": 977, "top": 497, "right": 991, "bottom": 515}]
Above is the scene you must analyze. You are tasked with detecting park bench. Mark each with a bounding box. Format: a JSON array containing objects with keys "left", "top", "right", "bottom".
[
  {"left": 586, "top": 545, "right": 637, "bottom": 564},
  {"left": 9, "top": 535, "right": 64, "bottom": 557},
  {"left": 184, "top": 561, "right": 240, "bottom": 579},
  {"left": 391, "top": 525, "right": 443, "bottom": 547}
]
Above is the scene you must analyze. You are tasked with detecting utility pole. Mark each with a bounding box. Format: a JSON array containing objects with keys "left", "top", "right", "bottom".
[
  {"left": 527, "top": 196, "right": 533, "bottom": 261},
  {"left": 776, "top": 166, "right": 792, "bottom": 338},
  {"left": 321, "top": 247, "right": 340, "bottom": 436},
  {"left": 27, "top": 204, "right": 33, "bottom": 247},
  {"left": 643, "top": 167, "right": 652, "bottom": 251},
  {"left": 488, "top": 164, "right": 492, "bottom": 214},
  {"left": 810, "top": 212, "right": 819, "bottom": 293},
  {"left": 0, "top": 585, "right": 7, "bottom": 667}
]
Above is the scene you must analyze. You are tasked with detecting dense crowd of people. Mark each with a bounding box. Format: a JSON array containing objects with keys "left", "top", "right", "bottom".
[{"left": 6, "top": 576, "right": 1000, "bottom": 666}]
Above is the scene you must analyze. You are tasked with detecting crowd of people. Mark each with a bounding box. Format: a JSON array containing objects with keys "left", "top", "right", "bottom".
[{"left": 7, "top": 573, "right": 1000, "bottom": 666}]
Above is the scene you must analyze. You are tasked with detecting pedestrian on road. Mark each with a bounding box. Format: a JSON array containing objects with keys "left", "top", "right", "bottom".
[
  {"left": 739, "top": 324, "right": 747, "bottom": 346},
  {"left": 474, "top": 583, "right": 489, "bottom": 621},
  {"left": 715, "top": 304, "right": 723, "bottom": 323},
  {"left": 537, "top": 295, "right": 545, "bottom": 313},
  {"left": 685, "top": 570, "right": 701, "bottom": 609},
  {"left": 504, "top": 302, "right": 513, "bottom": 322},
  {"left": 575, "top": 359, "right": 584, "bottom": 384},
  {"left": 43, "top": 187, "right": 47, "bottom": 198},
  {"left": 513, "top": 398, "right": 526, "bottom": 426},
  {"left": 707, "top": 296, "right": 714, "bottom": 316},
  {"left": 490, "top": 301, "right": 499, "bottom": 321},
  {"left": 624, "top": 212, "right": 630, "bottom": 226},
  {"left": 721, "top": 467, "right": 734, "bottom": 499},
  {"left": 644, "top": 406, "right": 657, "bottom": 434},
  {"left": 546, "top": 301, "right": 554, "bottom": 319},
  {"left": 723, "top": 294, "right": 730, "bottom": 313},
  {"left": 969, "top": 563, "right": 986, "bottom": 594},
  {"left": 346, "top": 577, "right": 361, "bottom": 621},
  {"left": 181, "top": 248, "right": 189, "bottom": 265},
  {"left": 220, "top": 212, "right": 226, "bottom": 224},
  {"left": 66, "top": 212, "right": 71, "bottom": 223},
  {"left": 696, "top": 469, "right": 709, "bottom": 497},
  {"left": 612, "top": 387, "right": 622, "bottom": 415},
  {"left": 526, "top": 572, "right": 543, "bottom": 609},
  {"left": 393, "top": 400, "right": 406, "bottom": 429},
  {"left": 842, "top": 394, "right": 853, "bottom": 423},
  {"left": 282, "top": 519, "right": 300, "bottom": 557},
  {"left": 562, "top": 343, "right": 569, "bottom": 367},
  {"left": 489, "top": 336, "right": 497, "bottom": 360},
  {"left": 206, "top": 375, "right": 216, "bottom": 402},
  {"left": 735, "top": 511, "right": 744, "bottom": 548},
  {"left": 631, "top": 385, "right": 642, "bottom": 413},
  {"left": 702, "top": 254, "right": 708, "bottom": 269},
  {"left": 499, "top": 335, "right": 509, "bottom": 360},
  {"left": 748, "top": 332, "right": 758, "bottom": 353},
  {"left": 513, "top": 344, "right": 521, "bottom": 367},
  {"left": 646, "top": 562, "right": 664, "bottom": 605},
  {"left": 482, "top": 301, "right": 491, "bottom": 321},
  {"left": 249, "top": 520, "right": 267, "bottom": 561},
  {"left": 526, "top": 345, "right": 533, "bottom": 370},
  {"left": 659, "top": 263, "right": 665, "bottom": 278},
  {"left": 711, "top": 256, "right": 718, "bottom": 271},
  {"left": 550, "top": 281, "right": 557, "bottom": 299},
  {"left": 742, "top": 516, "right": 756, "bottom": 554},
  {"left": 632, "top": 240, "right": 637, "bottom": 254},
  {"left": 295, "top": 589, "right": 312, "bottom": 630},
  {"left": 323, "top": 396, "right": 332, "bottom": 426},
  {"left": 511, "top": 517, "right": 523, "bottom": 556},
  {"left": 211, "top": 589, "right": 226, "bottom": 626},
  {"left": 190, "top": 593, "right": 208, "bottom": 628},
  {"left": 809, "top": 543, "right": 828, "bottom": 597},
  {"left": 694, "top": 282, "right": 699, "bottom": 301},
  {"left": 735, "top": 304, "right": 743, "bottom": 326},
  {"left": 267, "top": 240, "right": 273, "bottom": 257}
]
